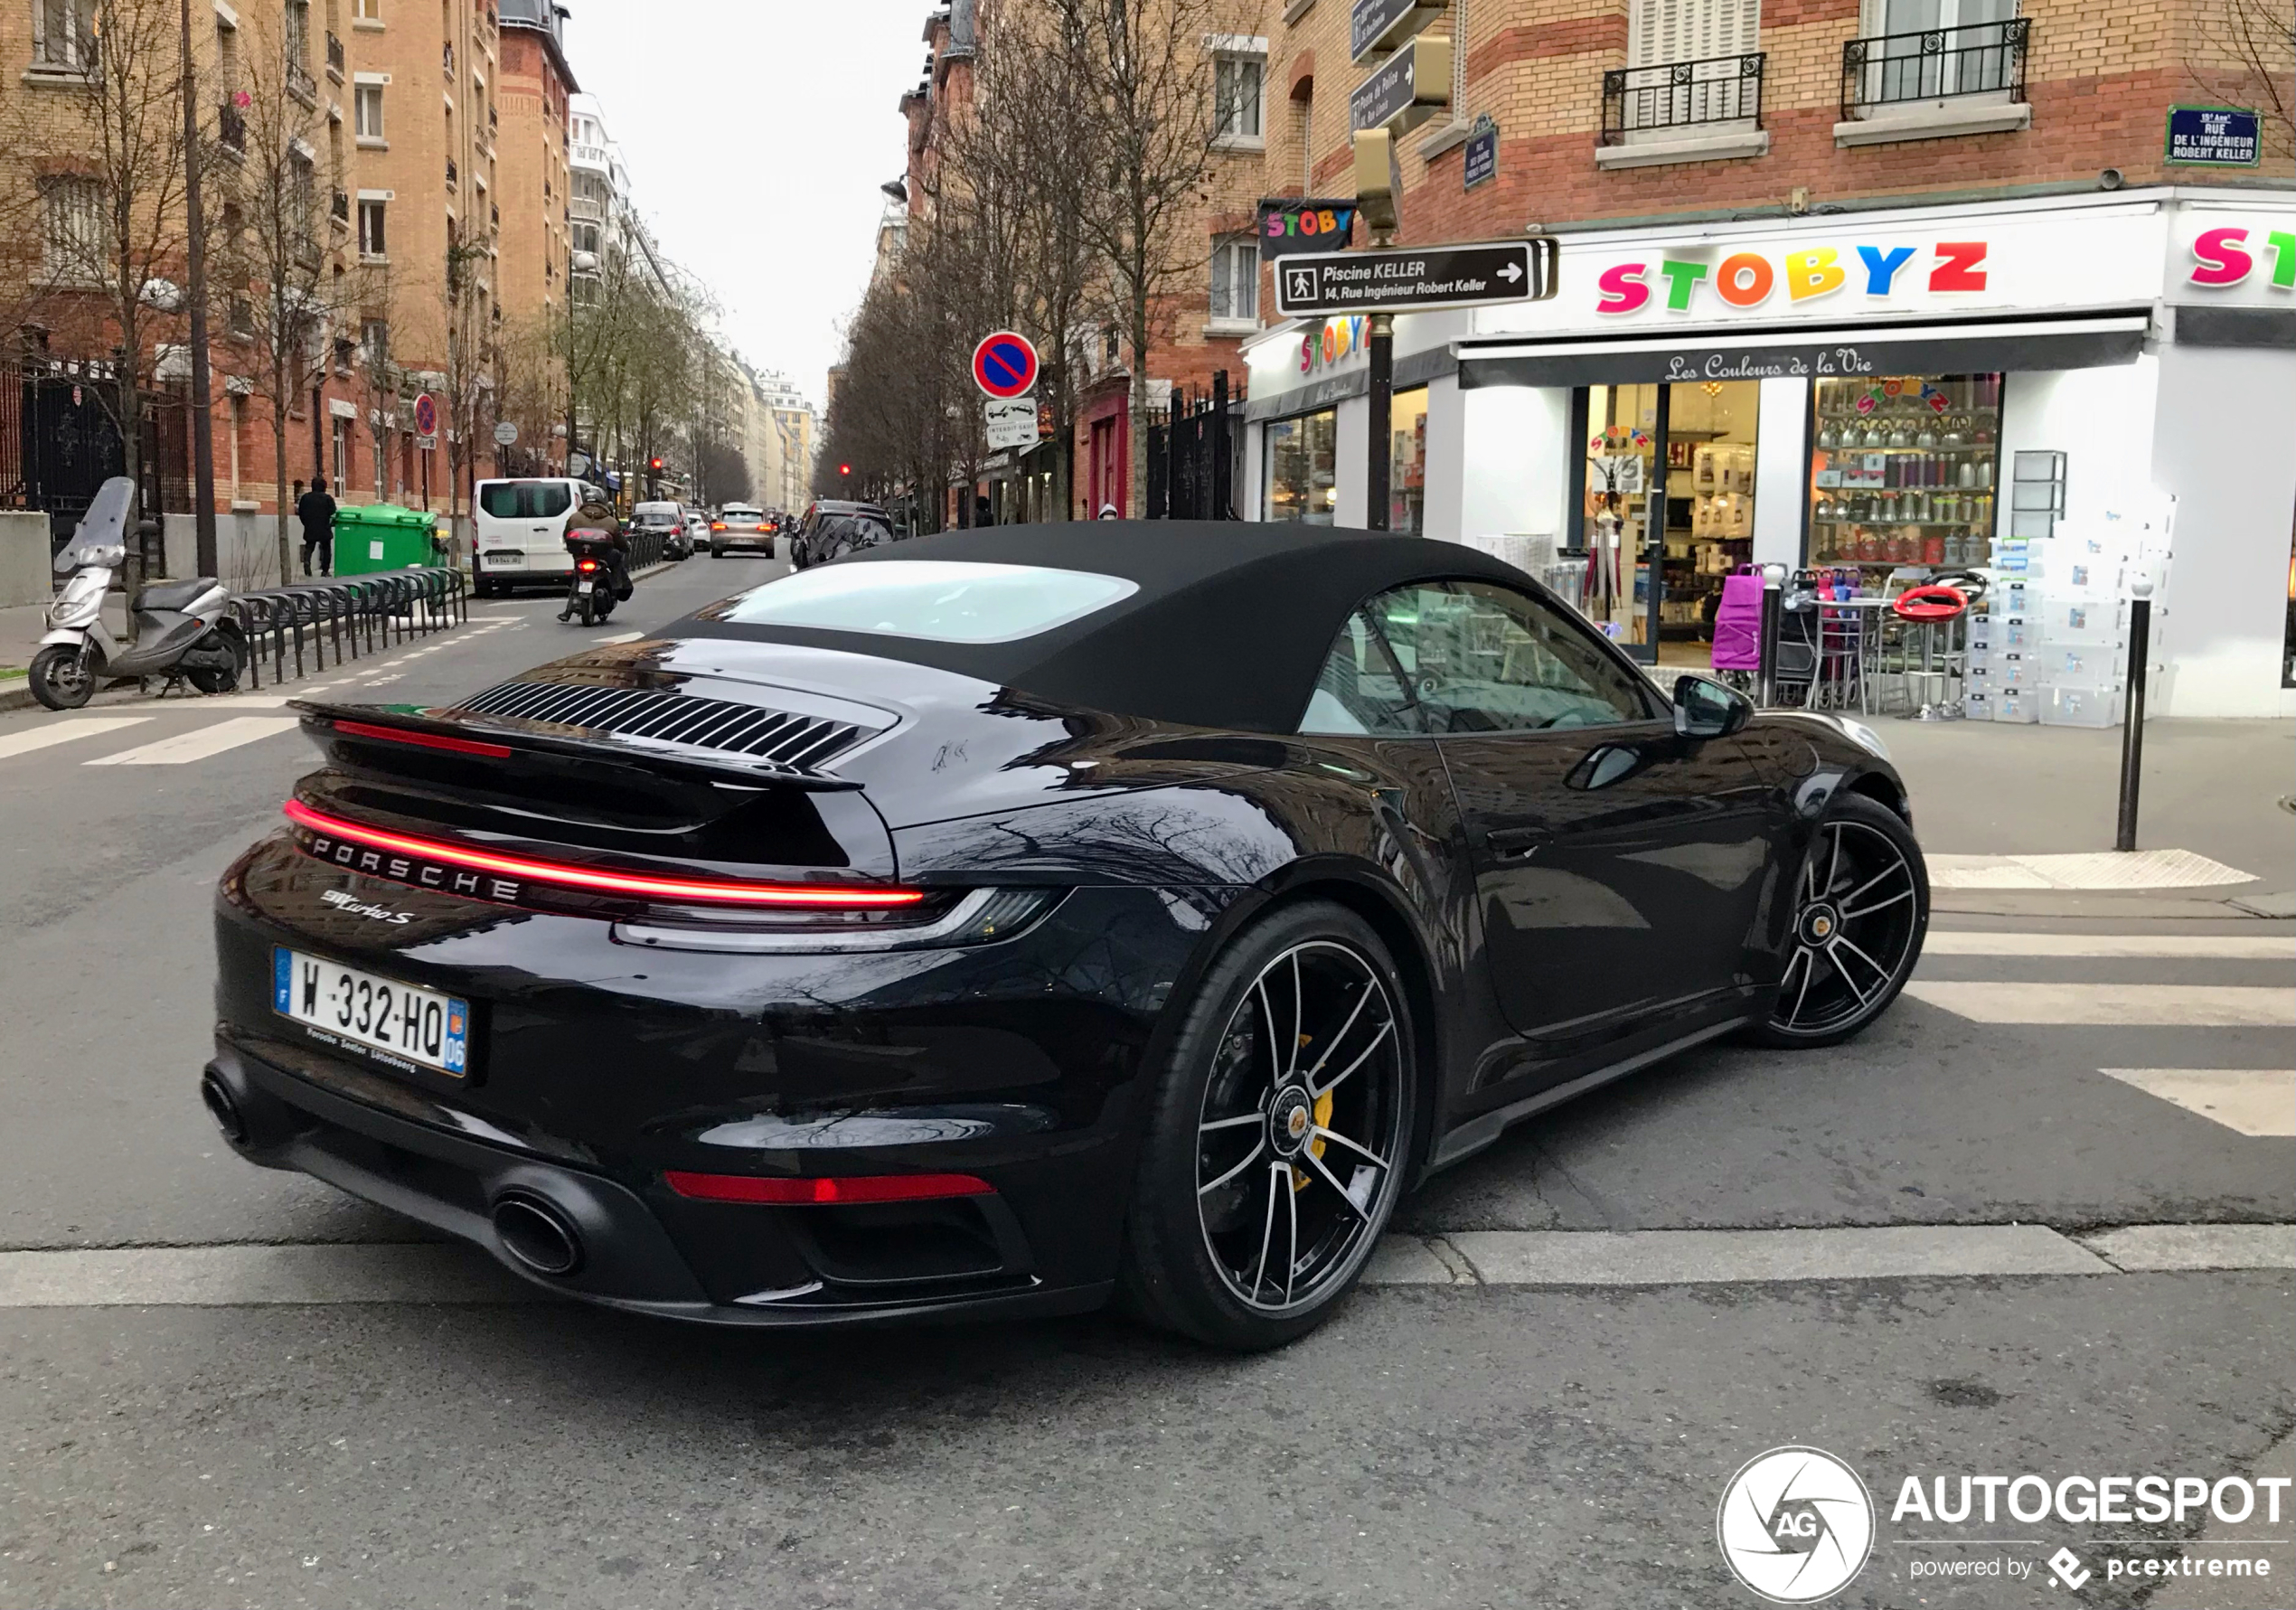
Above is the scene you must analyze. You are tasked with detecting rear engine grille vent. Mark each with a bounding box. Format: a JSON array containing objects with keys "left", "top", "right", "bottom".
[{"left": 454, "top": 681, "right": 866, "bottom": 770}]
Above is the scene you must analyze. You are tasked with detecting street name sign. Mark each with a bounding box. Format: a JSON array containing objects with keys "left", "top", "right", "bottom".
[
  {"left": 983, "top": 396, "right": 1040, "bottom": 452},
  {"left": 2164, "top": 105, "right": 2260, "bottom": 166},
  {"left": 1275, "top": 240, "right": 1548, "bottom": 318},
  {"left": 1350, "top": 0, "right": 1444, "bottom": 62},
  {"left": 971, "top": 331, "right": 1040, "bottom": 400},
  {"left": 1348, "top": 34, "right": 1451, "bottom": 134},
  {"left": 1463, "top": 112, "right": 1498, "bottom": 190}
]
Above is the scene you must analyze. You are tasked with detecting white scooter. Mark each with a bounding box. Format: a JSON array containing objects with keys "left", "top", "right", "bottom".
[{"left": 30, "top": 476, "right": 249, "bottom": 710}]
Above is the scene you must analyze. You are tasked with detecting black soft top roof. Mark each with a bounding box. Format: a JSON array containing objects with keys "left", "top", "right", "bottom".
[{"left": 678, "top": 520, "right": 1538, "bottom": 733}]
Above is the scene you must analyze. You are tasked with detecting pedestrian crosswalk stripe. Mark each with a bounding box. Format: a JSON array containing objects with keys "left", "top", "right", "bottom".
[
  {"left": 1924, "top": 933, "right": 2296, "bottom": 960},
  {"left": 82, "top": 715, "right": 304, "bottom": 767},
  {"left": 2097, "top": 1069, "right": 2296, "bottom": 1136},
  {"left": 0, "top": 715, "right": 153, "bottom": 760},
  {"left": 1904, "top": 981, "right": 2295, "bottom": 1026}
]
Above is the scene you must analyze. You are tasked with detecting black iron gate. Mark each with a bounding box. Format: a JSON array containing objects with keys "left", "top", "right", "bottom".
[
  {"left": 1145, "top": 370, "right": 1238, "bottom": 521},
  {"left": 14, "top": 362, "right": 128, "bottom": 544}
]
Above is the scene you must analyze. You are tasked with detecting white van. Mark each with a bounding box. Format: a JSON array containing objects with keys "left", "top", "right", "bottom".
[{"left": 472, "top": 477, "right": 608, "bottom": 596}]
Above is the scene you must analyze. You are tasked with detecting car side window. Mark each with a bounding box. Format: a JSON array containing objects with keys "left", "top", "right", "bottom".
[
  {"left": 1362, "top": 580, "right": 1656, "bottom": 734},
  {"left": 1301, "top": 610, "right": 1420, "bottom": 735}
]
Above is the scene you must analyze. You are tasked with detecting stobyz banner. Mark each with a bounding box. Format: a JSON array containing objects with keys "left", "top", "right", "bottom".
[{"left": 1257, "top": 199, "right": 1359, "bottom": 261}]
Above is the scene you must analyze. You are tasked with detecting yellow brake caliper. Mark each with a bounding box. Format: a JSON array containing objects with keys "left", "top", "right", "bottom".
[{"left": 1293, "top": 1033, "right": 1331, "bottom": 1191}]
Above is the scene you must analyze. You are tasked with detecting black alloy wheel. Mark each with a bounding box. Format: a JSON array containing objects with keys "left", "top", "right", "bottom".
[
  {"left": 1121, "top": 902, "right": 1415, "bottom": 1351},
  {"left": 1755, "top": 793, "right": 1928, "bottom": 1047}
]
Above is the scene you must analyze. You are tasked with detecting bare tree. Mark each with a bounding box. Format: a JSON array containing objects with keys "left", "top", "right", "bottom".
[
  {"left": 22, "top": 0, "right": 193, "bottom": 537},
  {"left": 229, "top": 0, "right": 370, "bottom": 579},
  {"left": 2186, "top": 0, "right": 2295, "bottom": 165},
  {"left": 1050, "top": 0, "right": 1225, "bottom": 515}
]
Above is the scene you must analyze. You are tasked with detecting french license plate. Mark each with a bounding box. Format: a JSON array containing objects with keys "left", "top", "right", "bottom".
[
  {"left": 485, "top": 551, "right": 525, "bottom": 568},
  {"left": 273, "top": 947, "right": 470, "bottom": 1077}
]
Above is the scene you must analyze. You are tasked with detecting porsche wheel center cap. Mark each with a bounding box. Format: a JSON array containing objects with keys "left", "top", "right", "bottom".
[
  {"left": 1271, "top": 1087, "right": 1313, "bottom": 1156},
  {"left": 1802, "top": 905, "right": 1840, "bottom": 946}
]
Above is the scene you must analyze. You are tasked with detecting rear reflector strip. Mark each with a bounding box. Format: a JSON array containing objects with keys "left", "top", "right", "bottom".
[
  {"left": 281, "top": 798, "right": 927, "bottom": 909},
  {"left": 331, "top": 719, "right": 514, "bottom": 759},
  {"left": 663, "top": 1171, "right": 994, "bottom": 1205}
]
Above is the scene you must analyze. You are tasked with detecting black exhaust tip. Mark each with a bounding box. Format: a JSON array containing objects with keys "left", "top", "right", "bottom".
[
  {"left": 491, "top": 1191, "right": 584, "bottom": 1277},
  {"left": 200, "top": 1070, "right": 248, "bottom": 1144}
]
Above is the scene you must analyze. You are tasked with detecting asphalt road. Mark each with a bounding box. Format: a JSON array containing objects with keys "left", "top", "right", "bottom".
[{"left": 0, "top": 550, "right": 2288, "bottom": 1609}]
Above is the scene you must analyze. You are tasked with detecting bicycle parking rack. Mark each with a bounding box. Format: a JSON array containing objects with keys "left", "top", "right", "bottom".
[{"left": 224, "top": 567, "right": 468, "bottom": 692}]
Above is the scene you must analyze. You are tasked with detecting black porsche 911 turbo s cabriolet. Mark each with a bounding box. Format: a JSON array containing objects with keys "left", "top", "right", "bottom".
[{"left": 203, "top": 522, "right": 1927, "bottom": 1350}]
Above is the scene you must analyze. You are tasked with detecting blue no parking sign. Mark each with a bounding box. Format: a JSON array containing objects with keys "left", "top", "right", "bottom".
[{"left": 971, "top": 331, "right": 1040, "bottom": 400}]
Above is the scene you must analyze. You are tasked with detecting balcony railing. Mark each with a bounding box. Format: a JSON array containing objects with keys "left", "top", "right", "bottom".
[
  {"left": 286, "top": 57, "right": 316, "bottom": 102},
  {"left": 443, "top": 42, "right": 455, "bottom": 77},
  {"left": 446, "top": 158, "right": 458, "bottom": 189},
  {"left": 331, "top": 188, "right": 351, "bottom": 226},
  {"left": 1602, "top": 52, "right": 1765, "bottom": 143},
  {"left": 216, "top": 99, "right": 246, "bottom": 153},
  {"left": 1841, "top": 17, "right": 2028, "bottom": 119},
  {"left": 325, "top": 31, "right": 343, "bottom": 78}
]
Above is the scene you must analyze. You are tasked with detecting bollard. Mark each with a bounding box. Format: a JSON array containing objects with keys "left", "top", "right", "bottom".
[
  {"left": 1755, "top": 563, "right": 1785, "bottom": 708},
  {"left": 2114, "top": 575, "right": 2153, "bottom": 852}
]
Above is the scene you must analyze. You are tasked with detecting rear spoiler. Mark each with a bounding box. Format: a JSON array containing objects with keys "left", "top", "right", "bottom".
[{"left": 290, "top": 699, "right": 864, "bottom": 791}]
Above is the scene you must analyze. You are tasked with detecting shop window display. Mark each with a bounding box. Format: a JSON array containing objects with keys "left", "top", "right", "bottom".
[
  {"left": 1266, "top": 409, "right": 1337, "bottom": 524},
  {"left": 1661, "top": 381, "right": 1759, "bottom": 659},
  {"left": 1389, "top": 388, "right": 1427, "bottom": 536},
  {"left": 1579, "top": 382, "right": 1661, "bottom": 647},
  {"left": 1808, "top": 373, "right": 2001, "bottom": 572}
]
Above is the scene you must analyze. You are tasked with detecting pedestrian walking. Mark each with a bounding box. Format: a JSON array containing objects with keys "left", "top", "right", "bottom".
[{"left": 296, "top": 476, "right": 337, "bottom": 577}]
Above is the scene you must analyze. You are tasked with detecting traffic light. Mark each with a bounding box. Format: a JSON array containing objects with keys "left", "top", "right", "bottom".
[
  {"left": 648, "top": 457, "right": 664, "bottom": 472},
  {"left": 839, "top": 463, "right": 852, "bottom": 476}
]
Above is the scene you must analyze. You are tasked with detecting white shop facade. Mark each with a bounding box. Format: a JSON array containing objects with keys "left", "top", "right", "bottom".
[{"left": 1238, "top": 186, "right": 2296, "bottom": 718}]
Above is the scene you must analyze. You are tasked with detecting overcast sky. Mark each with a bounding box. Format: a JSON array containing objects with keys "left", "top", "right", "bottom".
[{"left": 563, "top": 0, "right": 926, "bottom": 410}]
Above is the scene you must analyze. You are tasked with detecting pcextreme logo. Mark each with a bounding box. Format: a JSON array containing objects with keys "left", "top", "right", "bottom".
[{"left": 1717, "top": 1446, "right": 1877, "bottom": 1604}]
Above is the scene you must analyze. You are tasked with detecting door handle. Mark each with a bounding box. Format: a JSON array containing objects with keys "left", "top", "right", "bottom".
[{"left": 1485, "top": 826, "right": 1542, "bottom": 861}]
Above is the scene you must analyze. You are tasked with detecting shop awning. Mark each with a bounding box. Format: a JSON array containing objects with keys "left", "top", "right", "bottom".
[{"left": 1457, "top": 313, "right": 2150, "bottom": 390}]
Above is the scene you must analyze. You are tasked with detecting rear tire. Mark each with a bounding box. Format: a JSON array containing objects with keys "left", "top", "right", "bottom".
[
  {"left": 1748, "top": 792, "right": 1928, "bottom": 1049},
  {"left": 185, "top": 631, "right": 248, "bottom": 694},
  {"left": 1118, "top": 900, "right": 1416, "bottom": 1351},
  {"left": 28, "top": 643, "right": 93, "bottom": 710},
  {"left": 577, "top": 594, "right": 595, "bottom": 627}
]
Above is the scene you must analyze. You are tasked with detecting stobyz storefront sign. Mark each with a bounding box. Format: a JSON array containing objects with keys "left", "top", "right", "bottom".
[
  {"left": 1276, "top": 241, "right": 1542, "bottom": 317},
  {"left": 1460, "top": 322, "right": 2147, "bottom": 391},
  {"left": 2165, "top": 106, "right": 2260, "bottom": 167}
]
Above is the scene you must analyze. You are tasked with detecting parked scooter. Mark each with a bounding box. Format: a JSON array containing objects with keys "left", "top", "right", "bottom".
[
  {"left": 558, "top": 529, "right": 624, "bottom": 627},
  {"left": 30, "top": 477, "right": 248, "bottom": 711}
]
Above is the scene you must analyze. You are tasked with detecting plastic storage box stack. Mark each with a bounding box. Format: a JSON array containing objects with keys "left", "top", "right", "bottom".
[
  {"left": 2035, "top": 531, "right": 2131, "bottom": 728},
  {"left": 1966, "top": 561, "right": 2039, "bottom": 722}
]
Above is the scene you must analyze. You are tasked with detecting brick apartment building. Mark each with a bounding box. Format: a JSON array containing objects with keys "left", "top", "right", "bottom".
[
  {"left": 1233, "top": 0, "right": 2293, "bottom": 716},
  {"left": 2, "top": 0, "right": 581, "bottom": 581}
]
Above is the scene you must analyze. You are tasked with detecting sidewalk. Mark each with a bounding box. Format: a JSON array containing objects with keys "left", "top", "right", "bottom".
[{"left": 1882, "top": 715, "right": 2295, "bottom": 917}]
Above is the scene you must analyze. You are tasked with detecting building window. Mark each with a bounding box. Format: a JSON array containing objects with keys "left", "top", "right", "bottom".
[
  {"left": 1215, "top": 53, "right": 1265, "bottom": 143},
  {"left": 39, "top": 176, "right": 107, "bottom": 279},
  {"left": 357, "top": 198, "right": 387, "bottom": 258},
  {"left": 1209, "top": 237, "right": 1257, "bottom": 325},
  {"left": 354, "top": 0, "right": 381, "bottom": 18},
  {"left": 33, "top": 0, "right": 97, "bottom": 68},
  {"left": 354, "top": 82, "right": 384, "bottom": 138}
]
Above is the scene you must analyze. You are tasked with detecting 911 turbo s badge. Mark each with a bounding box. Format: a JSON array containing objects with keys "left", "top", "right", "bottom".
[
  {"left": 319, "top": 889, "right": 416, "bottom": 925},
  {"left": 299, "top": 830, "right": 523, "bottom": 906}
]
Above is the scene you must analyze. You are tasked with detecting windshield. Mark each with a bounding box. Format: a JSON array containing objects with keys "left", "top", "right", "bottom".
[
  {"left": 720, "top": 560, "right": 1138, "bottom": 644},
  {"left": 54, "top": 476, "right": 135, "bottom": 572}
]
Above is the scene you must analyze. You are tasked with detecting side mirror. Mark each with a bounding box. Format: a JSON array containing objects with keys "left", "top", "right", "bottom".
[{"left": 1674, "top": 673, "right": 1753, "bottom": 739}]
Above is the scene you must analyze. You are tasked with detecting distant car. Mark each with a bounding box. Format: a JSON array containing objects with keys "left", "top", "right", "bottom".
[
  {"left": 682, "top": 512, "right": 710, "bottom": 551},
  {"left": 790, "top": 500, "right": 896, "bottom": 570},
  {"left": 630, "top": 501, "right": 690, "bottom": 560},
  {"left": 710, "top": 504, "right": 772, "bottom": 557}
]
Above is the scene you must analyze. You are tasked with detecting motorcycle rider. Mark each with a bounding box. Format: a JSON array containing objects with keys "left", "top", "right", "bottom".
[{"left": 559, "top": 494, "right": 633, "bottom": 620}]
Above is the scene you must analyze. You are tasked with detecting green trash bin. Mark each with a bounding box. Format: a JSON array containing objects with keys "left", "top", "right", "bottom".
[{"left": 332, "top": 503, "right": 445, "bottom": 576}]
